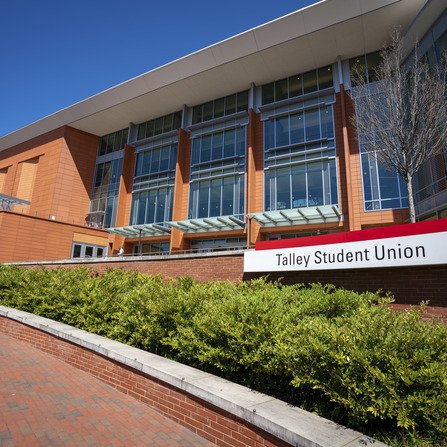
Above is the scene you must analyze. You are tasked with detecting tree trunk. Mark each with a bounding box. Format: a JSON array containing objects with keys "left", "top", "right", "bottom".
[{"left": 406, "top": 174, "right": 416, "bottom": 223}]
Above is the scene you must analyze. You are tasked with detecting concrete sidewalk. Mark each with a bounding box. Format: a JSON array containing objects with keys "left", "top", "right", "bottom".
[{"left": 0, "top": 332, "right": 216, "bottom": 447}]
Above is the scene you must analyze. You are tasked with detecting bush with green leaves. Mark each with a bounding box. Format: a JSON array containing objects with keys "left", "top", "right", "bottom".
[{"left": 0, "top": 266, "right": 446, "bottom": 445}]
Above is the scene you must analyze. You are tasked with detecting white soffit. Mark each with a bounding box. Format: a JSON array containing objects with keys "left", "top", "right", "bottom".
[{"left": 0, "top": 0, "right": 427, "bottom": 152}]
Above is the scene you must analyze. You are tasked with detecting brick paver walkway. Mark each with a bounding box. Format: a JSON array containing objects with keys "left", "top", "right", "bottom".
[{"left": 0, "top": 332, "right": 216, "bottom": 447}]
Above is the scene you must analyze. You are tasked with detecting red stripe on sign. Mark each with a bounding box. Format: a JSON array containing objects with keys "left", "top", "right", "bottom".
[{"left": 255, "top": 218, "right": 447, "bottom": 251}]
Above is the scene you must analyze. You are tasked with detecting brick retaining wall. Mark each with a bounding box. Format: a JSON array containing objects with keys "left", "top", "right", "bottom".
[{"left": 18, "top": 252, "right": 447, "bottom": 307}]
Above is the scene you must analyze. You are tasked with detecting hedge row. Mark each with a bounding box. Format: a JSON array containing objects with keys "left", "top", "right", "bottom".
[{"left": 0, "top": 266, "right": 446, "bottom": 446}]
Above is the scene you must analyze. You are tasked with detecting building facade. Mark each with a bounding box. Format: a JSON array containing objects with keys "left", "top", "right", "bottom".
[{"left": 0, "top": 0, "right": 445, "bottom": 262}]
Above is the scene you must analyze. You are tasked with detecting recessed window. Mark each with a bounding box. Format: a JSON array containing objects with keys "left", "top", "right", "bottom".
[
  {"left": 192, "top": 91, "right": 249, "bottom": 125},
  {"left": 136, "top": 111, "right": 182, "bottom": 142},
  {"left": 261, "top": 65, "right": 333, "bottom": 105}
]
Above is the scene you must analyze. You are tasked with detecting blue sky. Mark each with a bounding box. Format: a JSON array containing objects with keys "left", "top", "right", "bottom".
[{"left": 0, "top": 0, "right": 319, "bottom": 137}]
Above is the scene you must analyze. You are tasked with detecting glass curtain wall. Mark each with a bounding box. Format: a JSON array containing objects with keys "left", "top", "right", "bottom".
[
  {"left": 89, "top": 128, "right": 128, "bottom": 228},
  {"left": 189, "top": 127, "right": 246, "bottom": 219},
  {"left": 262, "top": 65, "right": 338, "bottom": 212},
  {"left": 350, "top": 52, "right": 408, "bottom": 211},
  {"left": 264, "top": 106, "right": 338, "bottom": 210},
  {"left": 130, "top": 143, "right": 177, "bottom": 225}
]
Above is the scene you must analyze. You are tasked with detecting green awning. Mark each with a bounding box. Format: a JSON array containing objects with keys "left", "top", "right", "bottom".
[
  {"left": 168, "top": 215, "right": 245, "bottom": 234},
  {"left": 107, "top": 223, "right": 171, "bottom": 238},
  {"left": 252, "top": 205, "right": 343, "bottom": 228}
]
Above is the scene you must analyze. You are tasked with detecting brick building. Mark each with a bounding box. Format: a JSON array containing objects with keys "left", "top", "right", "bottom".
[{"left": 0, "top": 0, "right": 446, "bottom": 263}]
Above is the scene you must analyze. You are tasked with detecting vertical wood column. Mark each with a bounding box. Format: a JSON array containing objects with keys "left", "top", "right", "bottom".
[
  {"left": 246, "top": 109, "right": 264, "bottom": 246},
  {"left": 113, "top": 144, "right": 135, "bottom": 252},
  {"left": 338, "top": 84, "right": 360, "bottom": 231},
  {"left": 170, "top": 128, "right": 191, "bottom": 252}
]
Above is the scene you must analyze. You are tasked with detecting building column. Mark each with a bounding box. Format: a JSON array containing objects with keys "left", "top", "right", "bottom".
[
  {"left": 337, "top": 84, "right": 361, "bottom": 231},
  {"left": 170, "top": 128, "right": 191, "bottom": 252},
  {"left": 113, "top": 144, "right": 135, "bottom": 253},
  {"left": 246, "top": 108, "right": 264, "bottom": 246}
]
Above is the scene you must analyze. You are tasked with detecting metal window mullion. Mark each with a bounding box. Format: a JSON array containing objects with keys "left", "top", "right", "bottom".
[{"left": 305, "top": 163, "right": 309, "bottom": 207}]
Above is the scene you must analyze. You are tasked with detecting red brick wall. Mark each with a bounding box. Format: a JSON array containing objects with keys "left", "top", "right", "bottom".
[
  {"left": 244, "top": 264, "right": 447, "bottom": 306},
  {"left": 0, "top": 316, "right": 290, "bottom": 447},
  {"left": 33, "top": 254, "right": 447, "bottom": 307}
]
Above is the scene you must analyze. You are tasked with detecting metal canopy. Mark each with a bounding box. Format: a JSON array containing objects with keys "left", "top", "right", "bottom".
[
  {"left": 168, "top": 215, "right": 245, "bottom": 234},
  {"left": 0, "top": 193, "right": 30, "bottom": 211},
  {"left": 252, "top": 205, "right": 343, "bottom": 228},
  {"left": 107, "top": 223, "right": 171, "bottom": 238}
]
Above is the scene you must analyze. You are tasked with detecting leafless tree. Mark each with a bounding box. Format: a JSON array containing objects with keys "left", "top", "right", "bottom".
[{"left": 351, "top": 30, "right": 447, "bottom": 222}]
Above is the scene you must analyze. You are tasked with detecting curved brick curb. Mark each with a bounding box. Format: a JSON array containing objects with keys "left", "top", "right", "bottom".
[{"left": 0, "top": 305, "right": 388, "bottom": 447}]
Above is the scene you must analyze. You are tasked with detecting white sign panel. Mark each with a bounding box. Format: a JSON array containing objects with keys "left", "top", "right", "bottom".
[{"left": 244, "top": 232, "right": 447, "bottom": 272}]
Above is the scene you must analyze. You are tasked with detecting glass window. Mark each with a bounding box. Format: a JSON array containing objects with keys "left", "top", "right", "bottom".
[
  {"left": 320, "top": 107, "right": 334, "bottom": 139},
  {"left": 264, "top": 120, "right": 275, "bottom": 150},
  {"left": 203, "top": 101, "right": 214, "bottom": 121},
  {"left": 307, "top": 162, "right": 324, "bottom": 206},
  {"left": 146, "top": 190, "right": 157, "bottom": 223},
  {"left": 212, "top": 132, "right": 223, "bottom": 160},
  {"left": 154, "top": 117, "right": 163, "bottom": 135},
  {"left": 201, "top": 135, "right": 212, "bottom": 162},
  {"left": 275, "top": 78, "right": 288, "bottom": 101},
  {"left": 289, "top": 75, "right": 302, "bottom": 97},
  {"left": 192, "top": 105, "right": 203, "bottom": 125},
  {"left": 214, "top": 98, "right": 225, "bottom": 118},
  {"left": 146, "top": 120, "right": 154, "bottom": 139},
  {"left": 191, "top": 139, "right": 200, "bottom": 165},
  {"left": 225, "top": 94, "right": 236, "bottom": 115},
  {"left": 291, "top": 164, "right": 307, "bottom": 208},
  {"left": 290, "top": 112, "right": 304, "bottom": 144},
  {"left": 96, "top": 247, "right": 104, "bottom": 257},
  {"left": 222, "top": 177, "right": 234, "bottom": 215},
  {"left": 305, "top": 109, "right": 320, "bottom": 141},
  {"left": 150, "top": 148, "right": 161, "bottom": 173},
  {"left": 163, "top": 115, "right": 173, "bottom": 133},
  {"left": 236, "top": 127, "right": 245, "bottom": 156},
  {"left": 276, "top": 116, "right": 290, "bottom": 147},
  {"left": 155, "top": 188, "right": 167, "bottom": 223},
  {"left": 318, "top": 66, "right": 333, "bottom": 90},
  {"left": 138, "top": 124, "right": 147, "bottom": 141},
  {"left": 209, "top": 178, "right": 221, "bottom": 217},
  {"left": 160, "top": 146, "right": 170, "bottom": 171},
  {"left": 262, "top": 83, "right": 275, "bottom": 105},
  {"left": 303, "top": 70, "right": 318, "bottom": 94},
  {"left": 276, "top": 167, "right": 290, "bottom": 209},
  {"left": 237, "top": 91, "right": 248, "bottom": 112},
  {"left": 198, "top": 180, "right": 210, "bottom": 218},
  {"left": 72, "top": 244, "right": 82, "bottom": 258},
  {"left": 224, "top": 129, "right": 235, "bottom": 158},
  {"left": 365, "top": 51, "right": 382, "bottom": 83},
  {"left": 85, "top": 246, "right": 93, "bottom": 257}
]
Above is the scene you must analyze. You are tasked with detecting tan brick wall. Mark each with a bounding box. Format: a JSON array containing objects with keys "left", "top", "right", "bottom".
[
  {"left": 0, "top": 126, "right": 98, "bottom": 225},
  {"left": 0, "top": 211, "right": 109, "bottom": 262}
]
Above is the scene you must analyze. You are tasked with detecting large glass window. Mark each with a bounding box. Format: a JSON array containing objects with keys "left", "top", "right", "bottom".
[
  {"left": 136, "top": 112, "right": 182, "bottom": 141},
  {"left": 89, "top": 158, "right": 122, "bottom": 228},
  {"left": 189, "top": 127, "right": 246, "bottom": 219},
  {"left": 98, "top": 128, "right": 128, "bottom": 156},
  {"left": 262, "top": 66, "right": 333, "bottom": 105},
  {"left": 264, "top": 105, "right": 338, "bottom": 211},
  {"left": 192, "top": 91, "right": 248, "bottom": 125},
  {"left": 130, "top": 144, "right": 177, "bottom": 225},
  {"left": 349, "top": 51, "right": 382, "bottom": 86}
]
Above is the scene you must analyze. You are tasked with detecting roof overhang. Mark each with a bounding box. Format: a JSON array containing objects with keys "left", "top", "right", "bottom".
[{"left": 0, "top": 0, "right": 427, "bottom": 152}]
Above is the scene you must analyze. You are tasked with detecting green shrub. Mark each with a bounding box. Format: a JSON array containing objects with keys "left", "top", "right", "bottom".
[{"left": 0, "top": 266, "right": 446, "bottom": 445}]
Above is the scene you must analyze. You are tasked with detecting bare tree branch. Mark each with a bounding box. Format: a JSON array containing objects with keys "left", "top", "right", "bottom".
[{"left": 351, "top": 29, "right": 447, "bottom": 222}]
